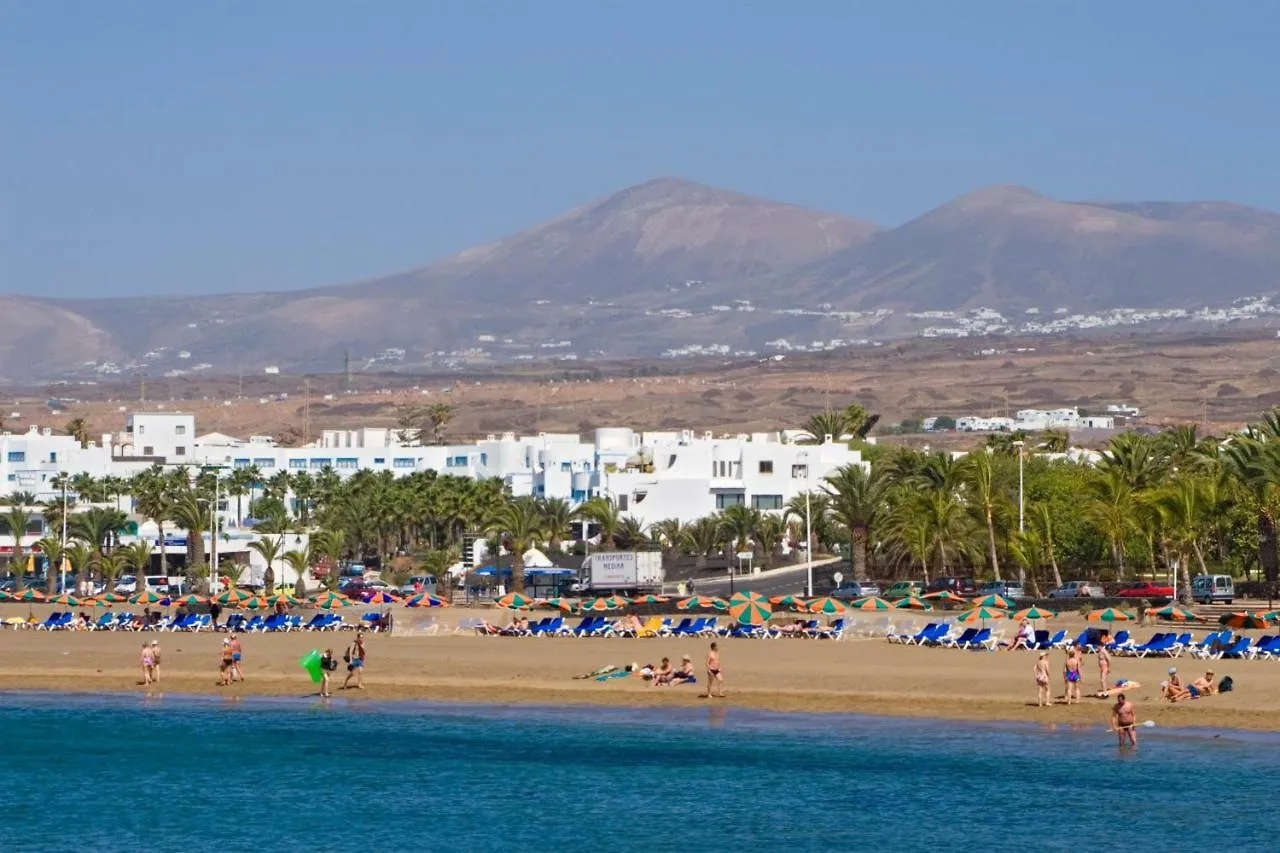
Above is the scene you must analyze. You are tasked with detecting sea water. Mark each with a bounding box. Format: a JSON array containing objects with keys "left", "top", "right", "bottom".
[{"left": 0, "top": 692, "right": 1272, "bottom": 852}]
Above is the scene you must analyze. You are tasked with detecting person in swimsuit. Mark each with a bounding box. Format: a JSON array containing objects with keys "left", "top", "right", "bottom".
[
  {"left": 1063, "top": 646, "right": 1082, "bottom": 705},
  {"left": 319, "top": 648, "right": 337, "bottom": 697},
  {"left": 706, "top": 641, "right": 724, "bottom": 698},
  {"left": 218, "top": 639, "right": 234, "bottom": 685},
  {"left": 343, "top": 630, "right": 367, "bottom": 689},
  {"left": 651, "top": 657, "right": 674, "bottom": 687},
  {"left": 1191, "top": 670, "right": 1216, "bottom": 696},
  {"left": 228, "top": 633, "right": 244, "bottom": 682},
  {"left": 1096, "top": 634, "right": 1111, "bottom": 692},
  {"left": 150, "top": 640, "right": 162, "bottom": 683},
  {"left": 139, "top": 642, "right": 154, "bottom": 686},
  {"left": 1034, "top": 651, "right": 1052, "bottom": 706},
  {"left": 1111, "top": 693, "right": 1138, "bottom": 748},
  {"left": 1163, "top": 667, "right": 1190, "bottom": 702},
  {"left": 672, "top": 655, "right": 696, "bottom": 684}
]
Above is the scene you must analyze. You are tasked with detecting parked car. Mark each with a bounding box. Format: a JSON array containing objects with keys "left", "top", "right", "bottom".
[
  {"left": 114, "top": 574, "right": 138, "bottom": 594},
  {"left": 1191, "top": 574, "right": 1234, "bottom": 605},
  {"left": 341, "top": 578, "right": 396, "bottom": 600},
  {"left": 1116, "top": 581, "right": 1175, "bottom": 599},
  {"left": 832, "top": 580, "right": 880, "bottom": 599},
  {"left": 925, "top": 577, "right": 978, "bottom": 597},
  {"left": 1048, "top": 581, "right": 1105, "bottom": 599},
  {"left": 977, "top": 581, "right": 1026, "bottom": 600},
  {"left": 398, "top": 574, "right": 438, "bottom": 597},
  {"left": 884, "top": 580, "right": 924, "bottom": 600}
]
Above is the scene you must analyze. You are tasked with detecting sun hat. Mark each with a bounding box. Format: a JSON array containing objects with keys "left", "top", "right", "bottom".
[
  {"left": 222, "top": 638, "right": 230, "bottom": 645},
  {"left": 1168, "top": 667, "right": 1177, "bottom": 674},
  {"left": 1039, "top": 651, "right": 1047, "bottom": 657},
  {"left": 682, "top": 654, "right": 692, "bottom": 661}
]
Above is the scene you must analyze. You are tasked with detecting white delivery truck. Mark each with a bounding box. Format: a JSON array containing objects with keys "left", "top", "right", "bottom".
[{"left": 578, "top": 551, "right": 664, "bottom": 595}]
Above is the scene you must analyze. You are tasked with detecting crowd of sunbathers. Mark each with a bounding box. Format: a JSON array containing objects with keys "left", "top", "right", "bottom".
[{"left": 1161, "top": 666, "right": 1218, "bottom": 702}]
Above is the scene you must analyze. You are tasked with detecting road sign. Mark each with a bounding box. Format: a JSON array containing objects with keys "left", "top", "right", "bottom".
[
  {"left": 833, "top": 572, "right": 844, "bottom": 585},
  {"left": 736, "top": 552, "right": 753, "bottom": 561}
]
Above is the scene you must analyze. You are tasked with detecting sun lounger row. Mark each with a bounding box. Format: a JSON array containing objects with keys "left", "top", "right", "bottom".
[
  {"left": 459, "top": 615, "right": 848, "bottom": 640},
  {"left": 886, "top": 623, "right": 999, "bottom": 650},
  {"left": 15, "top": 610, "right": 356, "bottom": 633}
]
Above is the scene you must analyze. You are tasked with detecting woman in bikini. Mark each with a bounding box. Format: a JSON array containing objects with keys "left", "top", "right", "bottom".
[
  {"left": 1096, "top": 633, "right": 1111, "bottom": 692},
  {"left": 139, "top": 642, "right": 155, "bottom": 686},
  {"left": 1063, "top": 646, "right": 1082, "bottom": 705},
  {"left": 1034, "top": 651, "right": 1052, "bottom": 706}
]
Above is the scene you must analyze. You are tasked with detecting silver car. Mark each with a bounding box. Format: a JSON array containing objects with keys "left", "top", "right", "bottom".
[{"left": 1048, "top": 581, "right": 1104, "bottom": 599}]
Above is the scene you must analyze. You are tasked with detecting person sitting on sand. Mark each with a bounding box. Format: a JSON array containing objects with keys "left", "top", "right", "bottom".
[
  {"left": 651, "top": 657, "right": 674, "bottom": 687},
  {"left": 1191, "top": 670, "right": 1216, "bottom": 697},
  {"left": 1162, "top": 667, "right": 1191, "bottom": 702},
  {"left": 670, "top": 655, "right": 696, "bottom": 684}
]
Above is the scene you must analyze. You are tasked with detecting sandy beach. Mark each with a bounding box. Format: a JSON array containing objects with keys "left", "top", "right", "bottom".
[{"left": 1, "top": 604, "right": 1275, "bottom": 731}]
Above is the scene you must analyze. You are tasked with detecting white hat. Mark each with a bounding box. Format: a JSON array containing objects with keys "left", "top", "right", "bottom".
[{"left": 1168, "top": 667, "right": 1177, "bottom": 674}]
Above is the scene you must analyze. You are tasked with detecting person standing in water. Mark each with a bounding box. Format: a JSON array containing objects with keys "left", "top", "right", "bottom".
[
  {"left": 149, "top": 639, "right": 162, "bottom": 683},
  {"left": 705, "top": 641, "right": 724, "bottom": 698},
  {"left": 1034, "top": 651, "right": 1052, "bottom": 707},
  {"left": 1111, "top": 693, "right": 1138, "bottom": 749}
]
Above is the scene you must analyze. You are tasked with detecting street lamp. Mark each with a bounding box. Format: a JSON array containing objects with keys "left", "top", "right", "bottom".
[
  {"left": 1012, "top": 440, "right": 1025, "bottom": 534},
  {"left": 798, "top": 451, "right": 814, "bottom": 597},
  {"left": 59, "top": 478, "right": 68, "bottom": 594}
]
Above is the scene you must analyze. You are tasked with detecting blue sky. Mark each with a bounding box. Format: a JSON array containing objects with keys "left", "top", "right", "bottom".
[{"left": 2, "top": 1, "right": 1277, "bottom": 298}]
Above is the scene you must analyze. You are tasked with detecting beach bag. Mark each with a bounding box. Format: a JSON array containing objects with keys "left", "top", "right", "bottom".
[
  {"left": 343, "top": 647, "right": 352, "bottom": 664},
  {"left": 1218, "top": 676, "right": 1233, "bottom": 693}
]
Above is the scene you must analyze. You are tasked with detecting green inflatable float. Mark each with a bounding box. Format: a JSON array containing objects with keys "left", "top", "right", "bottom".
[{"left": 299, "top": 649, "right": 324, "bottom": 683}]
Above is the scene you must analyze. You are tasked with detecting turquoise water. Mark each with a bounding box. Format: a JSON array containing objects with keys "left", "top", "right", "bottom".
[{"left": 0, "top": 692, "right": 1273, "bottom": 852}]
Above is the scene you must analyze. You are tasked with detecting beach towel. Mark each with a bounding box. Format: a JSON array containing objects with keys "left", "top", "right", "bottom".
[
  {"left": 574, "top": 665, "right": 618, "bottom": 680},
  {"left": 594, "top": 671, "right": 632, "bottom": 682}
]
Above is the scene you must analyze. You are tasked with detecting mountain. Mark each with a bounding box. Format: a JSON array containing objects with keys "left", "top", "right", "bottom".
[
  {"left": 785, "top": 185, "right": 1280, "bottom": 311},
  {"left": 5, "top": 179, "right": 1280, "bottom": 381}
]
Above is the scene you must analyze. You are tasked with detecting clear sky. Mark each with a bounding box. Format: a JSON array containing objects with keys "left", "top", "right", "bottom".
[{"left": 2, "top": 1, "right": 1276, "bottom": 298}]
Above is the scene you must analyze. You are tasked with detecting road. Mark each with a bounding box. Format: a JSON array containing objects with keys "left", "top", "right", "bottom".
[{"left": 687, "top": 559, "right": 842, "bottom": 599}]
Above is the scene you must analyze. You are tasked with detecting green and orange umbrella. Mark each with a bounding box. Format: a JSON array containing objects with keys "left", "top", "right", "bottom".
[
  {"left": 405, "top": 593, "right": 450, "bottom": 608},
  {"left": 0, "top": 590, "right": 12, "bottom": 602},
  {"left": 582, "top": 596, "right": 630, "bottom": 612},
  {"left": 1011, "top": 606, "right": 1057, "bottom": 622},
  {"left": 310, "top": 591, "right": 352, "bottom": 610},
  {"left": 496, "top": 592, "right": 535, "bottom": 610},
  {"left": 47, "top": 592, "right": 81, "bottom": 607},
  {"left": 1086, "top": 607, "right": 1134, "bottom": 623},
  {"left": 632, "top": 594, "right": 668, "bottom": 606},
  {"left": 267, "top": 592, "right": 299, "bottom": 608},
  {"left": 678, "top": 596, "right": 728, "bottom": 611},
  {"left": 728, "top": 596, "right": 773, "bottom": 626},
  {"left": 957, "top": 606, "right": 1007, "bottom": 624},
  {"left": 971, "top": 594, "right": 1013, "bottom": 610},
  {"left": 216, "top": 588, "right": 253, "bottom": 607},
  {"left": 849, "top": 596, "right": 892, "bottom": 611},
  {"left": 242, "top": 595, "right": 272, "bottom": 610},
  {"left": 1219, "top": 611, "right": 1268, "bottom": 630},
  {"left": 922, "top": 590, "right": 967, "bottom": 605},
  {"left": 128, "top": 590, "right": 169, "bottom": 606},
  {"left": 170, "top": 594, "right": 207, "bottom": 608},
  {"left": 769, "top": 594, "right": 809, "bottom": 610},
  {"left": 806, "top": 596, "right": 847, "bottom": 615},
  {"left": 96, "top": 592, "right": 127, "bottom": 604},
  {"left": 12, "top": 588, "right": 46, "bottom": 602},
  {"left": 1146, "top": 605, "right": 1198, "bottom": 622},
  {"left": 894, "top": 596, "right": 933, "bottom": 611}
]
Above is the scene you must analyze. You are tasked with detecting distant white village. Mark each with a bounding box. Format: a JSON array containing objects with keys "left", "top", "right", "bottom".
[{"left": 923, "top": 404, "right": 1140, "bottom": 434}]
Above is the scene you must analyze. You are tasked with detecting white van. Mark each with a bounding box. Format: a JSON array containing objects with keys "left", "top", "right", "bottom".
[{"left": 1191, "top": 574, "right": 1233, "bottom": 605}]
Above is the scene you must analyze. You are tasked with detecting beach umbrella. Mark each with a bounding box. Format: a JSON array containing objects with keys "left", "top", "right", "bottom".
[
  {"left": 405, "top": 593, "right": 449, "bottom": 608},
  {"left": 957, "top": 606, "right": 1007, "bottom": 624},
  {"left": 47, "top": 592, "right": 81, "bottom": 607},
  {"left": 729, "top": 597, "right": 772, "bottom": 626},
  {"left": 496, "top": 592, "right": 535, "bottom": 610},
  {"left": 1086, "top": 607, "right": 1134, "bottom": 623},
  {"left": 1262, "top": 611, "right": 1280, "bottom": 624},
  {"left": 972, "top": 594, "right": 1013, "bottom": 610},
  {"left": 632, "top": 594, "right": 668, "bottom": 606},
  {"left": 362, "top": 591, "right": 401, "bottom": 605},
  {"left": 806, "top": 596, "right": 847, "bottom": 615},
  {"left": 1218, "top": 611, "right": 1268, "bottom": 630},
  {"left": 82, "top": 596, "right": 115, "bottom": 608},
  {"left": 769, "top": 594, "right": 809, "bottom": 610},
  {"left": 310, "top": 591, "right": 351, "bottom": 610},
  {"left": 267, "top": 592, "right": 299, "bottom": 607},
  {"left": 242, "top": 595, "right": 272, "bottom": 610},
  {"left": 894, "top": 596, "right": 933, "bottom": 611},
  {"left": 128, "top": 590, "right": 168, "bottom": 606},
  {"left": 0, "top": 590, "right": 12, "bottom": 602},
  {"left": 216, "top": 588, "right": 253, "bottom": 607},
  {"left": 1145, "top": 605, "right": 1198, "bottom": 622},
  {"left": 729, "top": 590, "right": 770, "bottom": 608},
  {"left": 922, "top": 590, "right": 967, "bottom": 605},
  {"left": 13, "top": 589, "right": 46, "bottom": 602},
  {"left": 849, "top": 596, "right": 892, "bottom": 611},
  {"left": 97, "top": 592, "right": 126, "bottom": 603},
  {"left": 1011, "top": 606, "right": 1057, "bottom": 621},
  {"left": 677, "top": 596, "right": 728, "bottom": 611},
  {"left": 582, "top": 596, "right": 629, "bottom": 612},
  {"left": 170, "top": 594, "right": 207, "bottom": 608}
]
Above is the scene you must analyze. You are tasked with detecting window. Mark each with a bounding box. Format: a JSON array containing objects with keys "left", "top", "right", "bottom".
[
  {"left": 571, "top": 489, "right": 587, "bottom": 501},
  {"left": 174, "top": 446, "right": 186, "bottom": 456},
  {"left": 309, "top": 458, "right": 331, "bottom": 469},
  {"left": 393, "top": 457, "right": 416, "bottom": 469},
  {"left": 48, "top": 452, "right": 56, "bottom": 463},
  {"left": 618, "top": 494, "right": 629, "bottom": 511},
  {"left": 142, "top": 446, "right": 154, "bottom": 456},
  {"left": 5, "top": 474, "right": 14, "bottom": 482},
  {"left": 254, "top": 458, "right": 276, "bottom": 469},
  {"left": 336, "top": 458, "right": 358, "bottom": 470},
  {"left": 288, "top": 458, "right": 307, "bottom": 469},
  {"left": 791, "top": 464, "right": 809, "bottom": 479},
  {"left": 137, "top": 425, "right": 145, "bottom": 434},
  {"left": 634, "top": 492, "right": 647, "bottom": 504},
  {"left": 6, "top": 451, "right": 24, "bottom": 463},
  {"left": 373, "top": 457, "right": 385, "bottom": 465},
  {"left": 751, "top": 494, "right": 783, "bottom": 510},
  {"left": 758, "top": 460, "right": 773, "bottom": 474},
  {"left": 447, "top": 455, "right": 468, "bottom": 468},
  {"left": 233, "top": 458, "right": 251, "bottom": 469},
  {"left": 560, "top": 462, "right": 572, "bottom": 472},
  {"left": 175, "top": 425, "right": 187, "bottom": 435},
  {"left": 716, "top": 492, "right": 746, "bottom": 509},
  {"left": 480, "top": 453, "right": 488, "bottom": 466}
]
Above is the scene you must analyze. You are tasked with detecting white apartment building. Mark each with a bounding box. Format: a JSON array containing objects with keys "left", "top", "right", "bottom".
[{"left": 2, "top": 412, "right": 868, "bottom": 530}]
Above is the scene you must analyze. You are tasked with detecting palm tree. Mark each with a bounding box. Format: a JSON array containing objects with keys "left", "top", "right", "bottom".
[
  {"left": 226, "top": 467, "right": 255, "bottom": 526},
  {"left": 1222, "top": 434, "right": 1280, "bottom": 588},
  {"left": 97, "top": 552, "right": 127, "bottom": 593},
  {"left": 426, "top": 403, "right": 454, "bottom": 445},
  {"left": 784, "top": 491, "right": 831, "bottom": 555},
  {"left": 614, "top": 517, "right": 650, "bottom": 550},
  {"left": 649, "top": 518, "right": 685, "bottom": 555},
  {"left": 283, "top": 548, "right": 312, "bottom": 596},
  {"left": 248, "top": 535, "right": 285, "bottom": 594},
  {"left": 169, "top": 491, "right": 210, "bottom": 588},
  {"left": 132, "top": 466, "right": 173, "bottom": 576},
  {"left": 64, "top": 417, "right": 91, "bottom": 448},
  {"left": 70, "top": 507, "right": 128, "bottom": 558},
  {"left": 1154, "top": 476, "right": 1209, "bottom": 604},
  {"left": 822, "top": 464, "right": 887, "bottom": 581},
  {"left": 1087, "top": 472, "right": 1142, "bottom": 575},
  {"left": 33, "top": 536, "right": 64, "bottom": 593},
  {"left": 538, "top": 497, "right": 574, "bottom": 554},
  {"left": 716, "top": 504, "right": 761, "bottom": 556},
  {"left": 120, "top": 540, "right": 154, "bottom": 576},
  {"left": 63, "top": 541, "right": 93, "bottom": 588},
  {"left": 3, "top": 490, "right": 37, "bottom": 507},
  {"left": 1029, "top": 502, "right": 1063, "bottom": 590},
  {"left": 575, "top": 497, "right": 621, "bottom": 551},
  {"left": 681, "top": 516, "right": 721, "bottom": 569},
  {"left": 1099, "top": 432, "right": 1167, "bottom": 491},
  {"left": 485, "top": 497, "right": 545, "bottom": 593},
  {"left": 1037, "top": 429, "right": 1070, "bottom": 453},
  {"left": 961, "top": 451, "right": 1005, "bottom": 581},
  {"left": 3, "top": 506, "right": 34, "bottom": 591},
  {"left": 754, "top": 513, "right": 787, "bottom": 570}
]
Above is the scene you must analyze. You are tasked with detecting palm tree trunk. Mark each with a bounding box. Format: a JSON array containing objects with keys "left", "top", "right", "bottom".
[
  {"left": 1047, "top": 543, "right": 1063, "bottom": 590},
  {"left": 513, "top": 555, "right": 525, "bottom": 593},
  {"left": 985, "top": 506, "right": 1002, "bottom": 581},
  {"left": 852, "top": 528, "right": 868, "bottom": 581},
  {"left": 1185, "top": 542, "right": 1206, "bottom": 605},
  {"left": 1259, "top": 510, "right": 1279, "bottom": 593}
]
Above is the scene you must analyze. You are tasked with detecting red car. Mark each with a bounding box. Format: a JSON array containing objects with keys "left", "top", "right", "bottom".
[{"left": 1116, "top": 582, "right": 1174, "bottom": 599}]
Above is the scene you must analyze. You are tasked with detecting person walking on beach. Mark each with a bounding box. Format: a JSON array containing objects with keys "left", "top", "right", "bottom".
[
  {"left": 343, "top": 630, "right": 367, "bottom": 690},
  {"left": 218, "top": 639, "right": 234, "bottom": 685},
  {"left": 209, "top": 600, "right": 222, "bottom": 629},
  {"left": 319, "top": 648, "right": 338, "bottom": 697},
  {"left": 1063, "top": 646, "right": 1082, "bottom": 705},
  {"left": 1111, "top": 693, "right": 1138, "bottom": 749},
  {"left": 150, "top": 639, "right": 162, "bottom": 684},
  {"left": 1096, "top": 633, "right": 1111, "bottom": 692},
  {"left": 705, "top": 641, "right": 724, "bottom": 698},
  {"left": 1034, "top": 651, "right": 1052, "bottom": 707},
  {"left": 228, "top": 633, "right": 244, "bottom": 682},
  {"left": 139, "top": 641, "right": 155, "bottom": 686}
]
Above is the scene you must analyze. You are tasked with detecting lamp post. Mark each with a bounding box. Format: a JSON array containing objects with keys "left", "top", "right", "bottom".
[
  {"left": 59, "top": 478, "right": 68, "bottom": 594},
  {"left": 800, "top": 451, "right": 814, "bottom": 597},
  {"left": 1012, "top": 440, "right": 1025, "bottom": 534}
]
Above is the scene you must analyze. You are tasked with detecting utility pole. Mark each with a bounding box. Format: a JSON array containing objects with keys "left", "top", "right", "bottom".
[{"left": 303, "top": 379, "right": 311, "bottom": 445}]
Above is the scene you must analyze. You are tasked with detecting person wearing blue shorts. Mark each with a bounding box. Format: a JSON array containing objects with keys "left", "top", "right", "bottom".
[{"left": 343, "top": 630, "right": 367, "bottom": 690}]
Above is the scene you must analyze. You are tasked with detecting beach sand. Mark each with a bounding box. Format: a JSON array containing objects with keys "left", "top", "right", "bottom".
[{"left": 1, "top": 605, "right": 1274, "bottom": 730}]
